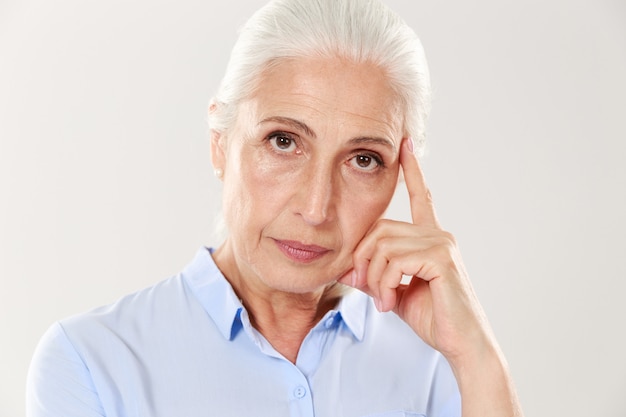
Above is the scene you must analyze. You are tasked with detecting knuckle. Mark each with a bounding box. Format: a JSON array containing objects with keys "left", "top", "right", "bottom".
[
  {"left": 386, "top": 258, "right": 404, "bottom": 278},
  {"left": 429, "top": 242, "right": 460, "bottom": 273},
  {"left": 431, "top": 237, "right": 455, "bottom": 260},
  {"left": 371, "top": 218, "right": 393, "bottom": 233},
  {"left": 375, "top": 236, "right": 394, "bottom": 254},
  {"left": 352, "top": 244, "right": 365, "bottom": 259},
  {"left": 431, "top": 244, "right": 450, "bottom": 260},
  {"left": 437, "top": 230, "right": 457, "bottom": 246}
]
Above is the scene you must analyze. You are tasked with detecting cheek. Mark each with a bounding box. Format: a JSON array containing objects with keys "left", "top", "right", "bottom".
[
  {"left": 223, "top": 148, "right": 296, "bottom": 222},
  {"left": 243, "top": 149, "right": 299, "bottom": 194},
  {"left": 340, "top": 175, "right": 397, "bottom": 246}
]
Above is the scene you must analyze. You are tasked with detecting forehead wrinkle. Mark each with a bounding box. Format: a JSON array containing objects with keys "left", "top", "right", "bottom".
[
  {"left": 258, "top": 116, "right": 317, "bottom": 139},
  {"left": 349, "top": 136, "right": 396, "bottom": 152},
  {"left": 337, "top": 108, "right": 402, "bottom": 150},
  {"left": 256, "top": 107, "right": 401, "bottom": 153},
  {"left": 251, "top": 71, "right": 403, "bottom": 150}
]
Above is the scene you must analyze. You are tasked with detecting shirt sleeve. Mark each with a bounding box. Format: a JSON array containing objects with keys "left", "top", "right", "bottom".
[
  {"left": 429, "top": 353, "right": 462, "bottom": 417},
  {"left": 26, "top": 322, "right": 106, "bottom": 417}
]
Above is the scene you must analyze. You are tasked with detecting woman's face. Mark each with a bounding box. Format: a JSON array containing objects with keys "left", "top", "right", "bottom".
[{"left": 213, "top": 57, "right": 403, "bottom": 294}]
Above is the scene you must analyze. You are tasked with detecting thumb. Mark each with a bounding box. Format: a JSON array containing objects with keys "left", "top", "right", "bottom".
[
  {"left": 337, "top": 268, "right": 373, "bottom": 297},
  {"left": 337, "top": 269, "right": 356, "bottom": 287}
]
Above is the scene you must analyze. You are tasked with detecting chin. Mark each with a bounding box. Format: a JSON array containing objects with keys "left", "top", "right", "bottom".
[{"left": 256, "top": 264, "right": 339, "bottom": 295}]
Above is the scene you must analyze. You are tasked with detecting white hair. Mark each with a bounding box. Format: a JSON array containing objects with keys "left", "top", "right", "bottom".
[{"left": 208, "top": 0, "right": 431, "bottom": 154}]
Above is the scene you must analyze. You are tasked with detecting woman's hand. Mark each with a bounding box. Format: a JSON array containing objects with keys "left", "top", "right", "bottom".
[
  {"left": 339, "top": 138, "right": 524, "bottom": 416},
  {"left": 339, "top": 138, "right": 492, "bottom": 362}
]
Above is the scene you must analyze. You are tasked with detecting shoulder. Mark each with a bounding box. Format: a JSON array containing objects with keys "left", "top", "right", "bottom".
[
  {"left": 61, "top": 274, "right": 185, "bottom": 338},
  {"left": 26, "top": 248, "right": 234, "bottom": 416},
  {"left": 26, "top": 321, "right": 106, "bottom": 416}
]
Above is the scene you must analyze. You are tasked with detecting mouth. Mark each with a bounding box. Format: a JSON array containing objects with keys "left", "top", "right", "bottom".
[{"left": 272, "top": 239, "right": 331, "bottom": 264}]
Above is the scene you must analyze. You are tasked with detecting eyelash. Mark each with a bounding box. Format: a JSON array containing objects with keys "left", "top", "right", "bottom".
[
  {"left": 265, "top": 131, "right": 385, "bottom": 172},
  {"left": 350, "top": 152, "right": 385, "bottom": 172},
  {"left": 267, "top": 131, "right": 299, "bottom": 153}
]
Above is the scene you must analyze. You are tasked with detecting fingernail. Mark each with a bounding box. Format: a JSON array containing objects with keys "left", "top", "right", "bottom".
[
  {"left": 406, "top": 137, "right": 414, "bottom": 153},
  {"left": 350, "top": 270, "right": 357, "bottom": 287},
  {"left": 374, "top": 298, "right": 382, "bottom": 312}
]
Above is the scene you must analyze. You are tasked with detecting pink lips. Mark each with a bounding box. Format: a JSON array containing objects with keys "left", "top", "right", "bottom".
[{"left": 273, "top": 239, "right": 331, "bottom": 263}]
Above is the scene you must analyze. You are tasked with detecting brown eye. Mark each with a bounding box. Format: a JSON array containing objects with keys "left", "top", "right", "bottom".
[
  {"left": 350, "top": 153, "right": 381, "bottom": 172},
  {"left": 268, "top": 133, "right": 297, "bottom": 152}
]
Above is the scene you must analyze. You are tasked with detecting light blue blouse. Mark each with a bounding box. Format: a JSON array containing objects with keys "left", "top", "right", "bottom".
[{"left": 27, "top": 247, "right": 460, "bottom": 417}]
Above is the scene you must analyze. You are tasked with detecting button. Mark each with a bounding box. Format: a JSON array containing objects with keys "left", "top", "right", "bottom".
[
  {"left": 293, "top": 385, "right": 307, "bottom": 399},
  {"left": 323, "top": 312, "right": 336, "bottom": 329}
]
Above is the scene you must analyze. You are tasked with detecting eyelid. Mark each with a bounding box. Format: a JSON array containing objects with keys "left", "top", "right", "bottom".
[
  {"left": 267, "top": 131, "right": 299, "bottom": 143},
  {"left": 349, "top": 150, "right": 386, "bottom": 172},
  {"left": 355, "top": 149, "right": 385, "bottom": 166},
  {"left": 266, "top": 130, "right": 301, "bottom": 153}
]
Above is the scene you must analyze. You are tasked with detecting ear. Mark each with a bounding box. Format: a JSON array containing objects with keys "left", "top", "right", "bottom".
[{"left": 210, "top": 129, "right": 226, "bottom": 172}]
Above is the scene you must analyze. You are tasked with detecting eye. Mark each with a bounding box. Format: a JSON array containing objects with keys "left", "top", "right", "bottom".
[
  {"left": 349, "top": 153, "right": 383, "bottom": 172},
  {"left": 268, "top": 132, "right": 297, "bottom": 153}
]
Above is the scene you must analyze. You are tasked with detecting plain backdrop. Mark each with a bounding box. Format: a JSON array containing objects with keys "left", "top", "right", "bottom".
[{"left": 1, "top": 0, "right": 625, "bottom": 416}]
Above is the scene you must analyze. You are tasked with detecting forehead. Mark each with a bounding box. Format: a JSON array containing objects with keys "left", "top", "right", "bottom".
[{"left": 239, "top": 57, "right": 404, "bottom": 144}]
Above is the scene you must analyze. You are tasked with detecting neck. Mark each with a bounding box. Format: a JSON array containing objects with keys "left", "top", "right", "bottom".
[
  {"left": 212, "top": 243, "right": 343, "bottom": 363},
  {"left": 242, "top": 286, "right": 340, "bottom": 363}
]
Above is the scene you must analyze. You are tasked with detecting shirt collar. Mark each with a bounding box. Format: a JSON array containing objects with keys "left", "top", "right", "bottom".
[
  {"left": 335, "top": 288, "right": 368, "bottom": 341},
  {"left": 182, "top": 247, "right": 369, "bottom": 342},
  {"left": 181, "top": 247, "right": 244, "bottom": 341}
]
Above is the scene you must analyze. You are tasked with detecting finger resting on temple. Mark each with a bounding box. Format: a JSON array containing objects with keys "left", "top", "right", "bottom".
[{"left": 400, "top": 138, "right": 441, "bottom": 228}]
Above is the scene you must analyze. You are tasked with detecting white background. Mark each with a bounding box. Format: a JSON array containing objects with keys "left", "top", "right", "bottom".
[{"left": 1, "top": 0, "right": 625, "bottom": 416}]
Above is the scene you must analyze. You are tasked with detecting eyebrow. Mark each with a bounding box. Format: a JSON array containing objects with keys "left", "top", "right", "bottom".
[
  {"left": 258, "top": 116, "right": 396, "bottom": 151},
  {"left": 349, "top": 136, "right": 396, "bottom": 151},
  {"left": 258, "top": 116, "right": 316, "bottom": 138}
]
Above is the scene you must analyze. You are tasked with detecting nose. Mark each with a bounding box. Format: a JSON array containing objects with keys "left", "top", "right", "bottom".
[{"left": 294, "top": 163, "right": 336, "bottom": 226}]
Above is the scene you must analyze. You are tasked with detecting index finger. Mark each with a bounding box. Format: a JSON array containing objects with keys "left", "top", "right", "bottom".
[{"left": 400, "top": 138, "right": 440, "bottom": 228}]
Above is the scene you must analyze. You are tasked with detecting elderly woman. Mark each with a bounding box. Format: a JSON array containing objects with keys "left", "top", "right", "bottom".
[{"left": 27, "top": 0, "right": 523, "bottom": 416}]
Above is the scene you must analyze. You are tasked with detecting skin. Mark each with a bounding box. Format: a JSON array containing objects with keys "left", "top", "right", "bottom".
[
  {"left": 211, "top": 57, "right": 403, "bottom": 359},
  {"left": 211, "top": 56, "right": 524, "bottom": 417}
]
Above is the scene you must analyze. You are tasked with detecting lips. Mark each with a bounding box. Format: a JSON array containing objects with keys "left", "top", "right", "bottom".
[{"left": 273, "top": 239, "right": 331, "bottom": 263}]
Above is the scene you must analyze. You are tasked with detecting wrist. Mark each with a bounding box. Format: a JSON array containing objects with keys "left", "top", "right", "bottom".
[{"left": 448, "top": 343, "right": 524, "bottom": 417}]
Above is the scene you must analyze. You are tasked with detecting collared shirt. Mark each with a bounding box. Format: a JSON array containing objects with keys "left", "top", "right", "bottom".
[{"left": 27, "top": 247, "right": 461, "bottom": 417}]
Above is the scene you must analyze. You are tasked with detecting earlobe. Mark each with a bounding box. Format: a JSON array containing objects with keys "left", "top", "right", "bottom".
[{"left": 210, "top": 130, "right": 227, "bottom": 176}]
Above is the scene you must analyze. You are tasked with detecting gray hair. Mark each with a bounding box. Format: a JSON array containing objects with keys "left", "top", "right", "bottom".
[{"left": 208, "top": 0, "right": 431, "bottom": 154}]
